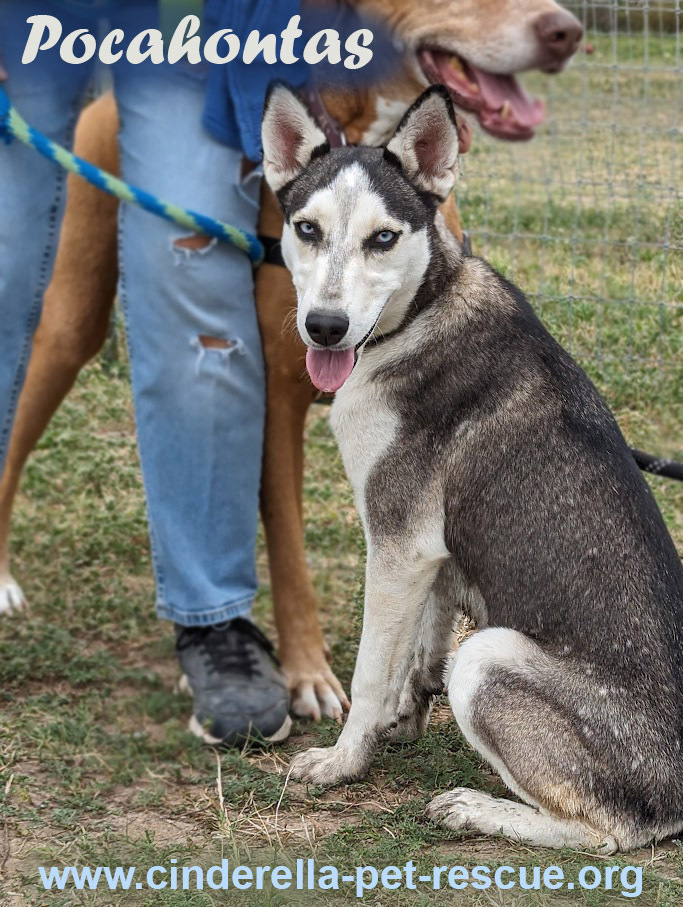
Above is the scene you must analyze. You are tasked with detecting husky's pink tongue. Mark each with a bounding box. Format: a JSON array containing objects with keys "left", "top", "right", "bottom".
[{"left": 306, "top": 348, "right": 355, "bottom": 393}]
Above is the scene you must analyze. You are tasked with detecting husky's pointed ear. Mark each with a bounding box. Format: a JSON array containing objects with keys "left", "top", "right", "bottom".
[
  {"left": 261, "top": 82, "right": 328, "bottom": 194},
  {"left": 385, "top": 86, "right": 460, "bottom": 201}
]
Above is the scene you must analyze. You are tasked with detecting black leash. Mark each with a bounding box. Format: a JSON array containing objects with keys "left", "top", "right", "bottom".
[{"left": 630, "top": 449, "right": 683, "bottom": 482}]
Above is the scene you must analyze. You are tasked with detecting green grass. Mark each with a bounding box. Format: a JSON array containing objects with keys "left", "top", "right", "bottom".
[
  {"left": 1, "top": 29, "right": 682, "bottom": 907},
  {"left": 457, "top": 31, "right": 682, "bottom": 419}
]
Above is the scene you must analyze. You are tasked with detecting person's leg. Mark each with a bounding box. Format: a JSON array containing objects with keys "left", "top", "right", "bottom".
[
  {"left": 0, "top": 14, "right": 91, "bottom": 612},
  {"left": 114, "top": 66, "right": 289, "bottom": 742},
  {"left": 115, "top": 66, "right": 264, "bottom": 625},
  {"left": 0, "top": 36, "right": 91, "bottom": 473}
]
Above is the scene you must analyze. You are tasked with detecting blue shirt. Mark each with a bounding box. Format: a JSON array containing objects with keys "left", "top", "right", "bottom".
[{"left": 202, "top": 0, "right": 309, "bottom": 162}]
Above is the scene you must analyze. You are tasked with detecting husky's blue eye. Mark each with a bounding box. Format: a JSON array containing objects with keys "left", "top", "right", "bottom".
[
  {"left": 368, "top": 229, "right": 400, "bottom": 250},
  {"left": 296, "top": 221, "right": 317, "bottom": 239}
]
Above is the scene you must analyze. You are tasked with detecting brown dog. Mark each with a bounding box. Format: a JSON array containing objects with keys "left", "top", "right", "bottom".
[{"left": 0, "top": 0, "right": 582, "bottom": 720}]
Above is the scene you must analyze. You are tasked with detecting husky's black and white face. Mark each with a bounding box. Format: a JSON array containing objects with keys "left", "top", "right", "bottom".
[{"left": 262, "top": 83, "right": 461, "bottom": 393}]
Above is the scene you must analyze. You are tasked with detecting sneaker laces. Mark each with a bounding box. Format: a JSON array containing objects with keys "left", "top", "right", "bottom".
[{"left": 176, "top": 618, "right": 280, "bottom": 679}]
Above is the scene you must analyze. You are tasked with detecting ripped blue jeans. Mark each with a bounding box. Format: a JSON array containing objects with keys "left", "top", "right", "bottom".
[{"left": 0, "top": 59, "right": 265, "bottom": 626}]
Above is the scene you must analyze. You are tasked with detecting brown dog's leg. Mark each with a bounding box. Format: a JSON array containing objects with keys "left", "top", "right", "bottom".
[
  {"left": 0, "top": 93, "right": 120, "bottom": 612},
  {"left": 256, "top": 186, "right": 349, "bottom": 721}
]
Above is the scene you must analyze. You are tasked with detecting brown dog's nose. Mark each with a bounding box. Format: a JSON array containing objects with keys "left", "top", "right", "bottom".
[{"left": 535, "top": 10, "right": 584, "bottom": 63}]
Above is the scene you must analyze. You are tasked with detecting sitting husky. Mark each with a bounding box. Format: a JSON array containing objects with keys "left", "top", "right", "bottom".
[{"left": 261, "top": 83, "right": 683, "bottom": 852}]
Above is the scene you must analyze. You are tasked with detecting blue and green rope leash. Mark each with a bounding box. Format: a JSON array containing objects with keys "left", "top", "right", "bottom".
[{"left": 0, "top": 85, "right": 264, "bottom": 266}]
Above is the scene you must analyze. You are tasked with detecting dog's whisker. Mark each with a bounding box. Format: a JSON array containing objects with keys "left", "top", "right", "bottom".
[{"left": 280, "top": 309, "right": 299, "bottom": 338}]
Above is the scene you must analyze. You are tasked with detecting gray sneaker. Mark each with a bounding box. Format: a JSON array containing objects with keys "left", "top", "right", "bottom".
[{"left": 175, "top": 618, "right": 291, "bottom": 746}]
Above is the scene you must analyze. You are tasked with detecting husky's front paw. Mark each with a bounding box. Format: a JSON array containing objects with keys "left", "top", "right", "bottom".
[
  {"left": 290, "top": 746, "right": 365, "bottom": 786},
  {"left": 0, "top": 576, "right": 27, "bottom": 616}
]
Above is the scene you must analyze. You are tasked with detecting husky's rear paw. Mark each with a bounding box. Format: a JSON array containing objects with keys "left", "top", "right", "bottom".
[
  {"left": 427, "top": 788, "right": 621, "bottom": 853},
  {"left": 427, "top": 788, "right": 505, "bottom": 833},
  {"left": 427, "top": 787, "right": 486, "bottom": 831},
  {"left": 0, "top": 576, "right": 27, "bottom": 616}
]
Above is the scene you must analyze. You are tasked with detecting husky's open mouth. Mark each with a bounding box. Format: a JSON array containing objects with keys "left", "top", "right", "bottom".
[
  {"left": 418, "top": 49, "right": 545, "bottom": 141},
  {"left": 306, "top": 348, "right": 355, "bottom": 393},
  {"left": 306, "top": 320, "right": 382, "bottom": 392}
]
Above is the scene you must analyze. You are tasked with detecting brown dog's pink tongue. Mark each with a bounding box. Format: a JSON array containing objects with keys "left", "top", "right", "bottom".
[
  {"left": 473, "top": 68, "right": 545, "bottom": 130},
  {"left": 306, "top": 348, "right": 355, "bottom": 392}
]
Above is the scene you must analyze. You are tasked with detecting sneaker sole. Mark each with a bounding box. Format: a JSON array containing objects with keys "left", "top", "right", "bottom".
[
  {"left": 179, "top": 674, "right": 292, "bottom": 745},
  {"left": 187, "top": 713, "right": 292, "bottom": 746}
]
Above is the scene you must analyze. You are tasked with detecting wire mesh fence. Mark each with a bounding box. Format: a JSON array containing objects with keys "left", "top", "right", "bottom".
[{"left": 456, "top": 0, "right": 682, "bottom": 380}]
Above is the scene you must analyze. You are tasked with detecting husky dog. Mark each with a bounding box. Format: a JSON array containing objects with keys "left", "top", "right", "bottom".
[{"left": 261, "top": 83, "right": 683, "bottom": 852}]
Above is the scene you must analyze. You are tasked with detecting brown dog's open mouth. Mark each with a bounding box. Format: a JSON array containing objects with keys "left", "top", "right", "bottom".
[{"left": 418, "top": 49, "right": 545, "bottom": 141}]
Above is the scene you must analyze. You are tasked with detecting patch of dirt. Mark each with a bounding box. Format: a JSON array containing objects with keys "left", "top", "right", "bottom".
[
  {"left": 1, "top": 818, "right": 67, "bottom": 892},
  {"left": 104, "top": 811, "right": 199, "bottom": 847},
  {"left": 250, "top": 809, "right": 363, "bottom": 846}
]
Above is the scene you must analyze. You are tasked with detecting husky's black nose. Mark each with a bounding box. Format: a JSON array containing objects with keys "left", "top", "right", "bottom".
[{"left": 305, "top": 312, "right": 350, "bottom": 347}]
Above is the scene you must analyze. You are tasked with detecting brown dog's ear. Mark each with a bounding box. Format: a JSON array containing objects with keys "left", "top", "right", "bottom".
[
  {"left": 261, "top": 81, "right": 328, "bottom": 194},
  {"left": 385, "top": 86, "right": 460, "bottom": 200}
]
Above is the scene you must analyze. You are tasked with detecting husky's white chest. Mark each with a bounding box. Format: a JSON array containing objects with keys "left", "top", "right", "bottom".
[{"left": 330, "top": 369, "right": 399, "bottom": 524}]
